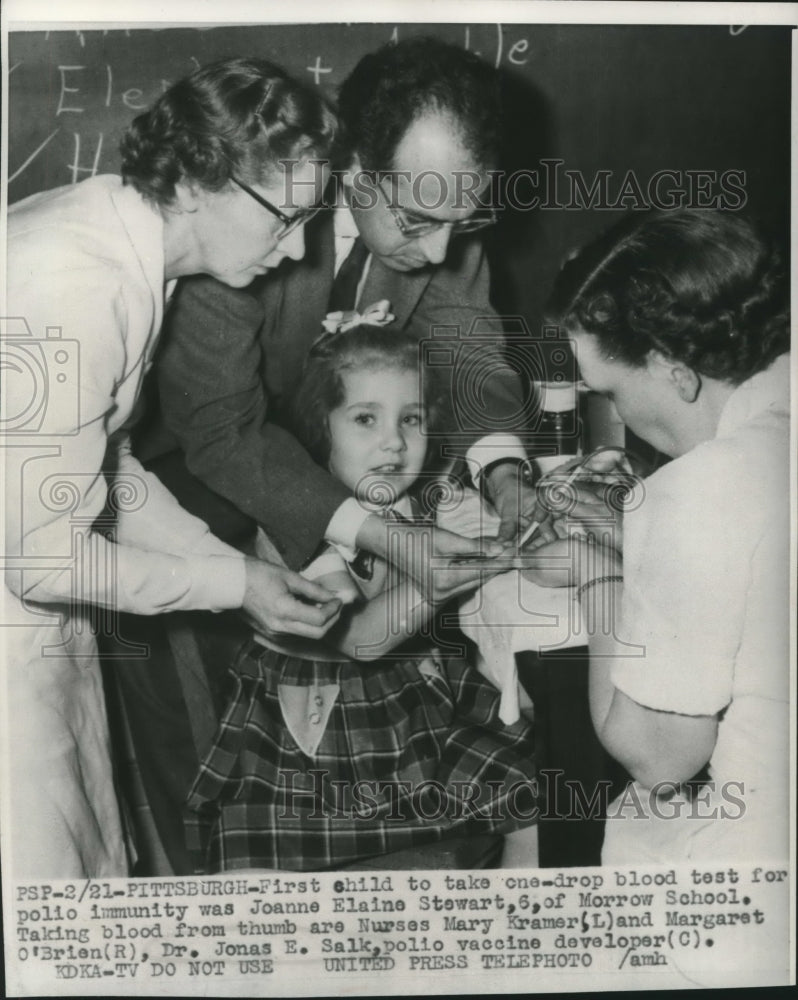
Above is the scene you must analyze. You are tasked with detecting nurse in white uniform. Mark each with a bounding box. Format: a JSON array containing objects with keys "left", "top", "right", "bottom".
[{"left": 3, "top": 57, "right": 341, "bottom": 878}]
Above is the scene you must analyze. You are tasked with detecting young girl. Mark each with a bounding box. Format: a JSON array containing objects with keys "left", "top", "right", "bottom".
[{"left": 185, "top": 324, "right": 536, "bottom": 872}]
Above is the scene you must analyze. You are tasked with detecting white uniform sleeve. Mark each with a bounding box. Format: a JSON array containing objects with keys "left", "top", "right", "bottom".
[
  {"left": 4, "top": 245, "right": 245, "bottom": 615},
  {"left": 610, "top": 446, "right": 747, "bottom": 717}
]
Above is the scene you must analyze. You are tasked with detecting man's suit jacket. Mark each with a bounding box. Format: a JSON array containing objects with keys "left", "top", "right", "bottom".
[{"left": 142, "top": 211, "right": 526, "bottom": 569}]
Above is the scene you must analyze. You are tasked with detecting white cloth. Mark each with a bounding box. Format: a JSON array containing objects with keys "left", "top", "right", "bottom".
[
  {"left": 3, "top": 176, "right": 247, "bottom": 878},
  {"left": 605, "top": 354, "right": 791, "bottom": 862},
  {"left": 437, "top": 487, "right": 580, "bottom": 724}
]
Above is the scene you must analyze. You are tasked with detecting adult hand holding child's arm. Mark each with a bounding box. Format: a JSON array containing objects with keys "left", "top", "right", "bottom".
[{"left": 242, "top": 559, "right": 342, "bottom": 640}]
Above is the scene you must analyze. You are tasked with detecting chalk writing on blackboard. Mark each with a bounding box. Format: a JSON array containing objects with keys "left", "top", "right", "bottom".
[
  {"left": 68, "top": 132, "right": 104, "bottom": 185},
  {"left": 7, "top": 21, "right": 785, "bottom": 211},
  {"left": 389, "top": 24, "right": 521, "bottom": 70},
  {"left": 9, "top": 129, "right": 60, "bottom": 184},
  {"left": 45, "top": 28, "right": 131, "bottom": 44},
  {"left": 306, "top": 56, "right": 332, "bottom": 86},
  {"left": 57, "top": 66, "right": 86, "bottom": 115},
  {"left": 54, "top": 63, "right": 151, "bottom": 120},
  {"left": 508, "top": 38, "right": 529, "bottom": 65}
]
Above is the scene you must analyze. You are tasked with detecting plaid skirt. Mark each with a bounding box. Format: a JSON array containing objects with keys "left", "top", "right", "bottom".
[{"left": 185, "top": 639, "right": 536, "bottom": 872}]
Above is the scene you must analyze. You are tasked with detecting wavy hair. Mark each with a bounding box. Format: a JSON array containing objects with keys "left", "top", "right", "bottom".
[
  {"left": 546, "top": 209, "right": 788, "bottom": 385},
  {"left": 120, "top": 57, "right": 337, "bottom": 206}
]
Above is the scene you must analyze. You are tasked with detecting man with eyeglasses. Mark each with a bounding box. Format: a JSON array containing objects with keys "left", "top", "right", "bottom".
[
  {"left": 141, "top": 37, "right": 534, "bottom": 585},
  {"left": 128, "top": 38, "right": 535, "bottom": 873}
]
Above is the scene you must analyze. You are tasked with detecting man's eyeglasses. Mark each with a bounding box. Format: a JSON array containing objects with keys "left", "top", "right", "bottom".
[
  {"left": 231, "top": 177, "right": 321, "bottom": 236},
  {"left": 375, "top": 178, "right": 497, "bottom": 238}
]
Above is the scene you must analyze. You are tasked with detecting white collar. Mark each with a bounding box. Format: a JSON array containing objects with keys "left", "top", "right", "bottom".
[
  {"left": 716, "top": 353, "right": 791, "bottom": 439},
  {"left": 333, "top": 203, "right": 360, "bottom": 241}
]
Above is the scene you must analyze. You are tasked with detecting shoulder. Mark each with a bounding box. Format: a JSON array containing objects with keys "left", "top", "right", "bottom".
[
  {"left": 8, "top": 225, "right": 129, "bottom": 330},
  {"left": 170, "top": 273, "right": 269, "bottom": 327},
  {"left": 167, "top": 274, "right": 264, "bottom": 336},
  {"left": 629, "top": 417, "right": 788, "bottom": 564},
  {"left": 10, "top": 176, "right": 129, "bottom": 244},
  {"left": 431, "top": 235, "right": 488, "bottom": 283},
  {"left": 10, "top": 175, "right": 115, "bottom": 219},
  {"left": 9, "top": 177, "right": 145, "bottom": 288},
  {"left": 651, "top": 413, "right": 787, "bottom": 513},
  {"left": 414, "top": 236, "right": 494, "bottom": 321}
]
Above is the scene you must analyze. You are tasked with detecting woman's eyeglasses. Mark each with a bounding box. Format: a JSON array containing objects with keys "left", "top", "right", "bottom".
[
  {"left": 375, "top": 178, "right": 498, "bottom": 238},
  {"left": 231, "top": 177, "right": 321, "bottom": 236}
]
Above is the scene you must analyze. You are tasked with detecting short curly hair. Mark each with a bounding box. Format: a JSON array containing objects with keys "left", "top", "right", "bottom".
[
  {"left": 120, "top": 57, "right": 337, "bottom": 206},
  {"left": 337, "top": 36, "right": 502, "bottom": 173},
  {"left": 291, "top": 325, "right": 446, "bottom": 471},
  {"left": 546, "top": 209, "right": 789, "bottom": 386}
]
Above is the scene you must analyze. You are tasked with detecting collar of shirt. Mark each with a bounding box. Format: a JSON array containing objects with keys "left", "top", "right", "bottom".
[{"left": 716, "top": 352, "right": 790, "bottom": 439}]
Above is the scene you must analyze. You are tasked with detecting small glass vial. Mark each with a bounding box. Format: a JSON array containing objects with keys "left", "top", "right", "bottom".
[{"left": 533, "top": 381, "right": 582, "bottom": 471}]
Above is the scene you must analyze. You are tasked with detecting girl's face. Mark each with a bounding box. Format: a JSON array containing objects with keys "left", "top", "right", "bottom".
[{"left": 327, "top": 366, "right": 428, "bottom": 502}]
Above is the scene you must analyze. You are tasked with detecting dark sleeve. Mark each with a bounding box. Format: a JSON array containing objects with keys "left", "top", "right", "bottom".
[
  {"left": 407, "top": 238, "right": 528, "bottom": 457},
  {"left": 156, "top": 275, "right": 350, "bottom": 569}
]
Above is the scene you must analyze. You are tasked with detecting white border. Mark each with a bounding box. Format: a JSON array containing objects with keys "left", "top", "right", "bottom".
[
  {"left": 2, "top": 0, "right": 798, "bottom": 28},
  {"left": 1, "top": 2, "right": 795, "bottom": 995}
]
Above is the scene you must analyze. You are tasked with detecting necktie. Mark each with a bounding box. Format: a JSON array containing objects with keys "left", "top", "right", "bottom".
[{"left": 328, "top": 237, "right": 369, "bottom": 313}]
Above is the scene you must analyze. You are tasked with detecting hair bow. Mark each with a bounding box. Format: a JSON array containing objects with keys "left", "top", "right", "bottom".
[{"left": 320, "top": 299, "right": 395, "bottom": 335}]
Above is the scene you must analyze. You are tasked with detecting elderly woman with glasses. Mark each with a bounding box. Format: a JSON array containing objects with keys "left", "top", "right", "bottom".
[{"left": 4, "top": 57, "right": 342, "bottom": 879}]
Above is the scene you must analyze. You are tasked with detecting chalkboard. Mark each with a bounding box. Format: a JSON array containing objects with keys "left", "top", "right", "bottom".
[{"left": 7, "top": 22, "right": 791, "bottom": 334}]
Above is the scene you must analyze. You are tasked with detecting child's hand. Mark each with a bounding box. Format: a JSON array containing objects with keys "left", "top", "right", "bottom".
[
  {"left": 355, "top": 512, "right": 508, "bottom": 604},
  {"left": 312, "top": 570, "right": 360, "bottom": 606},
  {"left": 483, "top": 460, "right": 538, "bottom": 544},
  {"left": 404, "top": 524, "right": 510, "bottom": 603}
]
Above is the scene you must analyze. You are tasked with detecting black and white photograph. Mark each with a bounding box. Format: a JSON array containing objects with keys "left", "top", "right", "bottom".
[{"left": 1, "top": 1, "right": 794, "bottom": 995}]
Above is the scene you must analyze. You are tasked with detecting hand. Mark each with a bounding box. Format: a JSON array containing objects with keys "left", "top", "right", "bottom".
[
  {"left": 242, "top": 559, "right": 342, "bottom": 639},
  {"left": 528, "top": 449, "right": 641, "bottom": 554},
  {"left": 355, "top": 513, "right": 508, "bottom": 604},
  {"left": 519, "top": 535, "right": 622, "bottom": 590},
  {"left": 312, "top": 570, "right": 361, "bottom": 606},
  {"left": 484, "top": 461, "right": 538, "bottom": 544}
]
